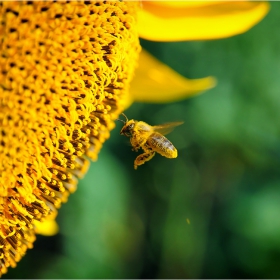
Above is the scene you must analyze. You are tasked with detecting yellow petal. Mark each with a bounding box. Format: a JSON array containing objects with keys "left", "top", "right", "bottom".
[
  {"left": 138, "top": 1, "right": 270, "bottom": 41},
  {"left": 129, "top": 50, "right": 216, "bottom": 104},
  {"left": 145, "top": 2, "right": 222, "bottom": 8},
  {"left": 33, "top": 219, "right": 59, "bottom": 236}
]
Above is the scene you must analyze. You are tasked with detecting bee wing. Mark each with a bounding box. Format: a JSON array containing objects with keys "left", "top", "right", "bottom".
[{"left": 153, "top": 121, "right": 184, "bottom": 135}]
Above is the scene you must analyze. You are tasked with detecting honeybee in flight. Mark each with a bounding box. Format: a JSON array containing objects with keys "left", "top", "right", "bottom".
[{"left": 117, "top": 113, "right": 183, "bottom": 169}]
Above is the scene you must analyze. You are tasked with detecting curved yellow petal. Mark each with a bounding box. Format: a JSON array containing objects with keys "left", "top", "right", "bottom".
[
  {"left": 129, "top": 50, "right": 216, "bottom": 104},
  {"left": 138, "top": 1, "right": 270, "bottom": 42},
  {"left": 33, "top": 219, "right": 59, "bottom": 236},
  {"left": 146, "top": 2, "right": 222, "bottom": 8}
]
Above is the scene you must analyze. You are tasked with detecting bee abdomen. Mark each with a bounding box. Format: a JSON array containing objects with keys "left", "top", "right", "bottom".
[{"left": 147, "top": 132, "right": 177, "bottom": 158}]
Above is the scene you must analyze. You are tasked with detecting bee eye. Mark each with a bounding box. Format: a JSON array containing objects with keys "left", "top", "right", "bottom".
[{"left": 128, "top": 123, "right": 134, "bottom": 129}]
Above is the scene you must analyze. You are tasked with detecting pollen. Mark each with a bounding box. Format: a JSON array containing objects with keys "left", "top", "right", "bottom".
[{"left": 0, "top": 0, "right": 140, "bottom": 276}]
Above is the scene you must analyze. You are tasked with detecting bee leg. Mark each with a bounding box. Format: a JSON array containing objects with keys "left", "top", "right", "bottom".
[
  {"left": 134, "top": 151, "right": 155, "bottom": 170},
  {"left": 131, "top": 136, "right": 146, "bottom": 152},
  {"left": 132, "top": 145, "right": 142, "bottom": 152}
]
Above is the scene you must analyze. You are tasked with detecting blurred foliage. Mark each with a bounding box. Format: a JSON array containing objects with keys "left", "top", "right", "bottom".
[{"left": 6, "top": 2, "right": 280, "bottom": 279}]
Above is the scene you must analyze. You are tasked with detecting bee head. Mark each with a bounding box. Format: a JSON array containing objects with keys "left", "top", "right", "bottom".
[
  {"left": 120, "top": 120, "right": 135, "bottom": 137},
  {"left": 116, "top": 113, "right": 135, "bottom": 137}
]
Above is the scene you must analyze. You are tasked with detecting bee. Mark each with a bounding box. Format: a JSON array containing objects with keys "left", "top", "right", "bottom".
[{"left": 117, "top": 113, "right": 183, "bottom": 169}]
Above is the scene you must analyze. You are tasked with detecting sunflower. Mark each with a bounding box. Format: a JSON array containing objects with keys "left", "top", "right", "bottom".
[{"left": 0, "top": 1, "right": 269, "bottom": 276}]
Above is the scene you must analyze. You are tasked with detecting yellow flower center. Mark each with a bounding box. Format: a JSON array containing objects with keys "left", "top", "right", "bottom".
[{"left": 0, "top": 1, "right": 140, "bottom": 275}]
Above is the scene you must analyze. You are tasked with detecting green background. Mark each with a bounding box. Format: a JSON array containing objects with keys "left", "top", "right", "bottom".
[{"left": 6, "top": 2, "right": 280, "bottom": 278}]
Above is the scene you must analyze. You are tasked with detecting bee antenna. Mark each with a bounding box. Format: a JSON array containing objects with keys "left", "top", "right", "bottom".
[
  {"left": 121, "top": 113, "right": 128, "bottom": 122},
  {"left": 116, "top": 118, "right": 125, "bottom": 124}
]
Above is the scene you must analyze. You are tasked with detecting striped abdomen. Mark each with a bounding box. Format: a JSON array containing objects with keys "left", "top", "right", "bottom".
[{"left": 147, "top": 132, "right": 177, "bottom": 158}]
